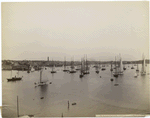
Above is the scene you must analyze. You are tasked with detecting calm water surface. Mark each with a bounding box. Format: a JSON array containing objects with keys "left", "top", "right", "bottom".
[{"left": 2, "top": 64, "right": 150, "bottom": 117}]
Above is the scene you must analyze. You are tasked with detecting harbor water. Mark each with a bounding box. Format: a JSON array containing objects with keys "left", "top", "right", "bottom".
[{"left": 2, "top": 64, "right": 150, "bottom": 117}]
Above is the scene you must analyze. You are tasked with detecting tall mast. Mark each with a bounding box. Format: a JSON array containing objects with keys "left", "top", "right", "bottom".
[
  {"left": 111, "top": 61, "right": 112, "bottom": 69},
  {"left": 71, "top": 56, "right": 74, "bottom": 71},
  {"left": 86, "top": 55, "right": 88, "bottom": 72},
  {"left": 143, "top": 53, "right": 146, "bottom": 72},
  {"left": 64, "top": 57, "right": 66, "bottom": 70},
  {"left": 40, "top": 70, "right": 42, "bottom": 83},
  {"left": 52, "top": 59, "right": 54, "bottom": 71},
  {"left": 84, "top": 55, "right": 86, "bottom": 72},
  {"left": 115, "top": 56, "right": 117, "bottom": 73},
  {"left": 80, "top": 58, "right": 83, "bottom": 74}
]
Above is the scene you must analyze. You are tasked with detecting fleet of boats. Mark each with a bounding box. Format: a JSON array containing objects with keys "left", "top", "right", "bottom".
[
  {"left": 7, "top": 54, "right": 147, "bottom": 82},
  {"left": 5, "top": 54, "right": 148, "bottom": 118}
]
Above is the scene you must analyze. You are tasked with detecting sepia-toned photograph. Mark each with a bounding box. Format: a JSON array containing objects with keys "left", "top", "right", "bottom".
[{"left": 1, "top": 1, "right": 150, "bottom": 117}]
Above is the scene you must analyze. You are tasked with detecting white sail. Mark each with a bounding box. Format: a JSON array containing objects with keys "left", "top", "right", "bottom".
[
  {"left": 31, "top": 67, "right": 35, "bottom": 72},
  {"left": 40, "top": 69, "right": 48, "bottom": 83},
  {"left": 120, "top": 56, "right": 123, "bottom": 72},
  {"left": 141, "top": 54, "right": 146, "bottom": 74},
  {"left": 134, "top": 73, "right": 138, "bottom": 77}
]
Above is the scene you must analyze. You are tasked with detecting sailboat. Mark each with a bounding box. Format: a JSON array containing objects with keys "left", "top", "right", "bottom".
[
  {"left": 131, "top": 62, "right": 134, "bottom": 69},
  {"left": 83, "top": 55, "right": 90, "bottom": 74},
  {"left": 113, "top": 57, "right": 119, "bottom": 77},
  {"left": 136, "top": 62, "right": 139, "bottom": 72},
  {"left": 69, "top": 57, "right": 76, "bottom": 73},
  {"left": 95, "top": 61, "right": 99, "bottom": 74},
  {"left": 51, "top": 60, "right": 56, "bottom": 73},
  {"left": 118, "top": 54, "right": 123, "bottom": 75},
  {"left": 76, "top": 65, "right": 81, "bottom": 70},
  {"left": 63, "top": 57, "right": 69, "bottom": 72},
  {"left": 110, "top": 61, "right": 113, "bottom": 71},
  {"left": 38, "top": 68, "right": 48, "bottom": 86},
  {"left": 141, "top": 54, "right": 146, "bottom": 75},
  {"left": 7, "top": 70, "right": 22, "bottom": 81},
  {"left": 79, "top": 58, "right": 84, "bottom": 78},
  {"left": 134, "top": 73, "right": 138, "bottom": 78},
  {"left": 123, "top": 64, "right": 126, "bottom": 70},
  {"left": 31, "top": 67, "right": 35, "bottom": 72},
  {"left": 101, "top": 66, "right": 106, "bottom": 71}
]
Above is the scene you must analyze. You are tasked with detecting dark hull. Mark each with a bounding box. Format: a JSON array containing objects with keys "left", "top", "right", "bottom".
[
  {"left": 96, "top": 71, "right": 99, "bottom": 74},
  {"left": 131, "top": 67, "right": 134, "bottom": 69},
  {"left": 51, "top": 71, "right": 56, "bottom": 73},
  {"left": 123, "top": 68, "right": 126, "bottom": 70},
  {"left": 110, "top": 69, "right": 113, "bottom": 71},
  {"left": 79, "top": 74, "right": 84, "bottom": 78},
  {"left": 7, "top": 77, "right": 22, "bottom": 81},
  {"left": 63, "top": 70, "right": 69, "bottom": 72},
  {"left": 70, "top": 71, "right": 76, "bottom": 73},
  {"left": 101, "top": 68, "right": 106, "bottom": 71},
  {"left": 83, "top": 72, "right": 90, "bottom": 74},
  {"left": 113, "top": 74, "right": 118, "bottom": 77},
  {"left": 76, "top": 69, "right": 80, "bottom": 70},
  {"left": 136, "top": 69, "right": 139, "bottom": 72}
]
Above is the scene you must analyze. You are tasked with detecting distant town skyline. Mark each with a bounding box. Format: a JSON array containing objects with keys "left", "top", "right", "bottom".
[{"left": 2, "top": 2, "right": 149, "bottom": 61}]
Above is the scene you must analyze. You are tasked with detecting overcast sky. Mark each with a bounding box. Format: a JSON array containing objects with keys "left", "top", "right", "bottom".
[{"left": 2, "top": 2, "right": 149, "bottom": 61}]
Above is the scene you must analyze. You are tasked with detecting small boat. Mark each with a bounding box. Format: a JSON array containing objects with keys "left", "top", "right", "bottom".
[
  {"left": 123, "top": 67, "right": 126, "bottom": 70},
  {"left": 134, "top": 73, "right": 138, "bottom": 77},
  {"left": 141, "top": 54, "right": 146, "bottom": 76},
  {"left": 114, "top": 84, "right": 119, "bottom": 86},
  {"left": 96, "top": 70, "right": 99, "bottom": 74},
  {"left": 110, "top": 68, "right": 113, "bottom": 71},
  {"left": 51, "top": 71, "right": 56, "bottom": 73},
  {"left": 31, "top": 67, "right": 35, "bottom": 72},
  {"left": 136, "top": 64, "right": 139, "bottom": 72},
  {"left": 40, "top": 97, "right": 44, "bottom": 99},
  {"left": 76, "top": 65, "right": 81, "bottom": 70},
  {"left": 101, "top": 68, "right": 106, "bottom": 71},
  {"left": 102, "top": 65, "right": 105, "bottom": 67},
  {"left": 7, "top": 76, "right": 22, "bottom": 81},
  {"left": 79, "top": 58, "right": 84, "bottom": 78},
  {"left": 110, "top": 61, "right": 113, "bottom": 71},
  {"left": 113, "top": 73, "right": 118, "bottom": 78},
  {"left": 7, "top": 71, "right": 22, "bottom": 81},
  {"left": 83, "top": 55, "right": 90, "bottom": 74},
  {"left": 69, "top": 57, "right": 76, "bottom": 73},
  {"left": 113, "top": 56, "right": 119, "bottom": 77},
  {"left": 38, "top": 69, "right": 48, "bottom": 86},
  {"left": 118, "top": 54, "right": 123, "bottom": 75},
  {"left": 63, "top": 57, "right": 69, "bottom": 72},
  {"left": 95, "top": 61, "right": 99, "bottom": 74},
  {"left": 131, "top": 66, "right": 134, "bottom": 69},
  {"left": 72, "top": 103, "right": 77, "bottom": 105},
  {"left": 49, "top": 82, "right": 52, "bottom": 84},
  {"left": 27, "top": 70, "right": 30, "bottom": 73},
  {"left": 70, "top": 70, "right": 76, "bottom": 73},
  {"left": 51, "top": 59, "right": 57, "bottom": 73}
]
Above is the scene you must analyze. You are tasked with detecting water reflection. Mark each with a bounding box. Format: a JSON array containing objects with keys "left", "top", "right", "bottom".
[{"left": 39, "top": 85, "right": 48, "bottom": 97}]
